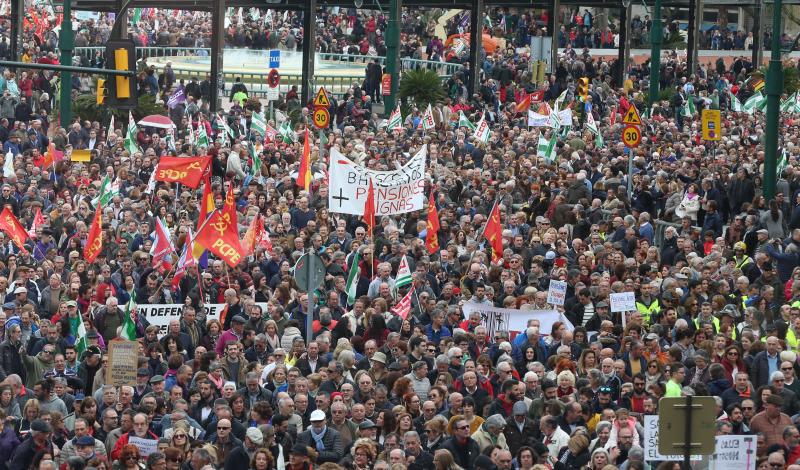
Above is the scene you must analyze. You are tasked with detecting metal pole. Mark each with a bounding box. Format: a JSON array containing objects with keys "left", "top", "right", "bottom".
[
  {"left": 551, "top": 0, "right": 560, "bottom": 75},
  {"left": 210, "top": 0, "right": 225, "bottom": 114},
  {"left": 617, "top": 5, "right": 631, "bottom": 87},
  {"left": 59, "top": 0, "right": 74, "bottom": 128},
  {"left": 683, "top": 394, "right": 693, "bottom": 470},
  {"left": 467, "top": 0, "right": 484, "bottom": 96},
  {"left": 764, "top": 0, "right": 783, "bottom": 201},
  {"left": 753, "top": 2, "right": 764, "bottom": 67},
  {"left": 9, "top": 0, "right": 21, "bottom": 61},
  {"left": 300, "top": 0, "right": 316, "bottom": 105},
  {"left": 305, "top": 250, "right": 315, "bottom": 344},
  {"left": 649, "top": 0, "right": 663, "bottom": 106},
  {"left": 687, "top": 0, "right": 698, "bottom": 74},
  {"left": 627, "top": 147, "right": 634, "bottom": 195},
  {"left": 384, "top": 0, "right": 401, "bottom": 112}
]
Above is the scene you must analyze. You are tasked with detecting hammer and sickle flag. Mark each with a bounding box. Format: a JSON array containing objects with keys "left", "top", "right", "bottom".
[
  {"left": 84, "top": 208, "right": 103, "bottom": 264},
  {"left": 425, "top": 190, "right": 440, "bottom": 254},
  {"left": 154, "top": 156, "right": 211, "bottom": 188},
  {"left": 194, "top": 209, "right": 246, "bottom": 268},
  {"left": 0, "top": 207, "right": 29, "bottom": 255},
  {"left": 484, "top": 201, "right": 504, "bottom": 264}
]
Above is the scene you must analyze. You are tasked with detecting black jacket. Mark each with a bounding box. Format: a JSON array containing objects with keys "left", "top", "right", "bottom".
[
  {"left": 441, "top": 436, "right": 481, "bottom": 470},
  {"left": 0, "top": 339, "right": 22, "bottom": 382}
]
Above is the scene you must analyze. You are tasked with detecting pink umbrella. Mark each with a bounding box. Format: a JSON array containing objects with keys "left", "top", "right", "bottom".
[{"left": 138, "top": 114, "right": 176, "bottom": 129}]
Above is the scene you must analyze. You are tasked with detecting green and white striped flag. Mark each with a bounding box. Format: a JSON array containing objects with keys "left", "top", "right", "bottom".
[
  {"left": 387, "top": 106, "right": 403, "bottom": 131},
  {"left": 554, "top": 89, "right": 568, "bottom": 110},
  {"left": 124, "top": 111, "right": 140, "bottom": 155},
  {"left": 70, "top": 311, "right": 88, "bottom": 356},
  {"left": 683, "top": 97, "right": 696, "bottom": 118},
  {"left": 92, "top": 174, "right": 119, "bottom": 208},
  {"left": 279, "top": 122, "right": 296, "bottom": 144},
  {"left": 197, "top": 121, "right": 210, "bottom": 148},
  {"left": 395, "top": 255, "right": 412, "bottom": 291},
  {"left": 778, "top": 148, "right": 789, "bottom": 178},
  {"left": 121, "top": 290, "right": 138, "bottom": 341},
  {"left": 537, "top": 134, "right": 558, "bottom": 162},
  {"left": 165, "top": 129, "right": 177, "bottom": 153},
  {"left": 345, "top": 251, "right": 361, "bottom": 306},
  {"left": 251, "top": 111, "right": 267, "bottom": 136},
  {"left": 743, "top": 92, "right": 765, "bottom": 115},
  {"left": 729, "top": 91, "right": 744, "bottom": 112},
  {"left": 458, "top": 111, "right": 475, "bottom": 131},
  {"left": 549, "top": 109, "right": 562, "bottom": 130},
  {"left": 585, "top": 113, "right": 604, "bottom": 148}
]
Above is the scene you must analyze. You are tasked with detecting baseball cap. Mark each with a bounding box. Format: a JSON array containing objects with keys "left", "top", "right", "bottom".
[{"left": 310, "top": 410, "right": 326, "bottom": 422}]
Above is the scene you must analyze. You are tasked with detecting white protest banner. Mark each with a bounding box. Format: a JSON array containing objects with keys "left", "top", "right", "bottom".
[
  {"left": 547, "top": 280, "right": 567, "bottom": 306},
  {"left": 138, "top": 303, "right": 269, "bottom": 337},
  {"left": 710, "top": 435, "right": 756, "bottom": 470},
  {"left": 129, "top": 436, "right": 158, "bottom": 457},
  {"left": 328, "top": 145, "right": 427, "bottom": 216},
  {"left": 461, "top": 303, "right": 574, "bottom": 340},
  {"left": 610, "top": 292, "right": 637, "bottom": 313},
  {"left": 643, "top": 415, "right": 702, "bottom": 462},
  {"left": 527, "top": 109, "right": 574, "bottom": 127}
]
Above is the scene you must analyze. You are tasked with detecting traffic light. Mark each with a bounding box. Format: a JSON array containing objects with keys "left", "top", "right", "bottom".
[
  {"left": 104, "top": 39, "right": 137, "bottom": 109},
  {"left": 96, "top": 79, "right": 105, "bottom": 105},
  {"left": 577, "top": 77, "right": 589, "bottom": 101}
]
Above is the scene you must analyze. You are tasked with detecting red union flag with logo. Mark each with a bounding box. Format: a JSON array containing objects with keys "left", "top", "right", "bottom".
[
  {"left": 194, "top": 210, "right": 245, "bottom": 268},
  {"left": 84, "top": 209, "right": 103, "bottom": 263},
  {"left": 154, "top": 156, "right": 212, "bottom": 188},
  {"left": 391, "top": 285, "right": 415, "bottom": 320},
  {"left": 0, "top": 207, "right": 29, "bottom": 255}
]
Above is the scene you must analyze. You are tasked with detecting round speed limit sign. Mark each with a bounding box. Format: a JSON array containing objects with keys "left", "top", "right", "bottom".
[
  {"left": 622, "top": 125, "right": 641, "bottom": 148},
  {"left": 312, "top": 107, "right": 330, "bottom": 129}
]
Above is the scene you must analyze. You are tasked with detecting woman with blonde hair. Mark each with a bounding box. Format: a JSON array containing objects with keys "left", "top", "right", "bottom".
[
  {"left": 555, "top": 433, "right": 590, "bottom": 469},
  {"left": 434, "top": 448, "right": 464, "bottom": 470},
  {"left": 249, "top": 447, "right": 274, "bottom": 470},
  {"left": 345, "top": 438, "right": 378, "bottom": 470}
]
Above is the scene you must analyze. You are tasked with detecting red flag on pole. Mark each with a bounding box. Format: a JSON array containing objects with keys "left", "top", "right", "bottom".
[
  {"left": 364, "top": 178, "right": 375, "bottom": 238},
  {"left": 83, "top": 209, "right": 103, "bottom": 264},
  {"left": 0, "top": 207, "right": 30, "bottom": 255},
  {"left": 391, "top": 285, "right": 415, "bottom": 320},
  {"left": 425, "top": 190, "right": 440, "bottom": 254},
  {"left": 484, "top": 201, "right": 504, "bottom": 264}
]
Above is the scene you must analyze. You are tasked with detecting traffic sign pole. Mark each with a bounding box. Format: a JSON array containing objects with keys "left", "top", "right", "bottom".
[{"left": 306, "top": 250, "right": 315, "bottom": 344}]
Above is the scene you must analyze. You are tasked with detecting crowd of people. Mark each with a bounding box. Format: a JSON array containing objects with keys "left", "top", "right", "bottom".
[{"left": 1, "top": 3, "right": 800, "bottom": 470}]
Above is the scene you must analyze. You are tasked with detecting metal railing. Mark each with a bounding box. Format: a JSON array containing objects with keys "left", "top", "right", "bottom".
[{"left": 73, "top": 46, "right": 462, "bottom": 77}]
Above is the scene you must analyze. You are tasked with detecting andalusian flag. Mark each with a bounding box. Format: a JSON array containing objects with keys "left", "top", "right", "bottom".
[
  {"left": 585, "top": 113, "right": 604, "bottom": 148},
  {"left": 729, "top": 91, "right": 743, "bottom": 112},
  {"left": 92, "top": 174, "right": 118, "bottom": 208},
  {"left": 70, "top": 312, "right": 88, "bottom": 356},
  {"left": 197, "top": 121, "right": 210, "bottom": 148},
  {"left": 744, "top": 92, "right": 765, "bottom": 115},
  {"left": 537, "top": 134, "right": 557, "bottom": 162},
  {"left": 251, "top": 111, "right": 267, "bottom": 135},
  {"left": 279, "top": 122, "right": 295, "bottom": 143},
  {"left": 120, "top": 290, "right": 138, "bottom": 341},
  {"left": 124, "top": 111, "right": 140, "bottom": 155},
  {"left": 395, "top": 254, "right": 412, "bottom": 291},
  {"left": 683, "top": 97, "right": 696, "bottom": 118},
  {"left": 778, "top": 148, "right": 789, "bottom": 178},
  {"left": 458, "top": 111, "right": 475, "bottom": 131},
  {"left": 345, "top": 251, "right": 360, "bottom": 306}
]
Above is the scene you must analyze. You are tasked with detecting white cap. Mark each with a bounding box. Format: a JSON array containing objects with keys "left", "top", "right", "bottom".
[{"left": 310, "top": 410, "right": 326, "bottom": 422}]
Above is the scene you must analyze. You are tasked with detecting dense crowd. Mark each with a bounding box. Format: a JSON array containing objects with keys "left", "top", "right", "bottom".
[{"left": 0, "top": 4, "right": 800, "bottom": 470}]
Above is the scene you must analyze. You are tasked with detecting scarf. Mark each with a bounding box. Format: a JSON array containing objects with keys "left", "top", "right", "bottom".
[{"left": 310, "top": 425, "right": 327, "bottom": 452}]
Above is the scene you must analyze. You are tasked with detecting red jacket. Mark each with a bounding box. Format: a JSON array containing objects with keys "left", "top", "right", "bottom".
[{"left": 111, "top": 430, "right": 159, "bottom": 460}]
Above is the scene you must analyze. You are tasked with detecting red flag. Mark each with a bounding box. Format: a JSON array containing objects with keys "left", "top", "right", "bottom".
[
  {"left": 364, "top": 178, "right": 375, "bottom": 238},
  {"left": 391, "top": 285, "right": 415, "bottom": 320},
  {"left": 610, "top": 106, "right": 617, "bottom": 127},
  {"left": 425, "top": 191, "right": 440, "bottom": 254},
  {"left": 222, "top": 183, "right": 239, "bottom": 229},
  {"left": 530, "top": 90, "right": 545, "bottom": 103},
  {"left": 28, "top": 207, "right": 44, "bottom": 239},
  {"left": 297, "top": 132, "right": 312, "bottom": 189},
  {"left": 155, "top": 156, "right": 212, "bottom": 188},
  {"left": 0, "top": 208, "right": 29, "bottom": 255},
  {"left": 194, "top": 210, "right": 245, "bottom": 268},
  {"left": 83, "top": 209, "right": 103, "bottom": 264},
  {"left": 242, "top": 214, "right": 264, "bottom": 257},
  {"left": 515, "top": 93, "right": 531, "bottom": 114},
  {"left": 484, "top": 201, "right": 504, "bottom": 264}
]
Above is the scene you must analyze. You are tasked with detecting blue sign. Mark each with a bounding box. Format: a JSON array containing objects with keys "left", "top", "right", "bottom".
[{"left": 269, "top": 50, "right": 280, "bottom": 68}]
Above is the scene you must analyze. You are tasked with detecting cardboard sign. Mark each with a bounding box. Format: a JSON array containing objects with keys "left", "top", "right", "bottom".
[
  {"left": 129, "top": 436, "right": 158, "bottom": 457},
  {"left": 461, "top": 303, "right": 574, "bottom": 341},
  {"left": 547, "top": 280, "right": 567, "bottom": 306},
  {"left": 710, "top": 435, "right": 756, "bottom": 470},
  {"left": 643, "top": 415, "right": 702, "bottom": 462},
  {"left": 610, "top": 292, "right": 636, "bottom": 313},
  {"left": 106, "top": 339, "right": 139, "bottom": 386}
]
